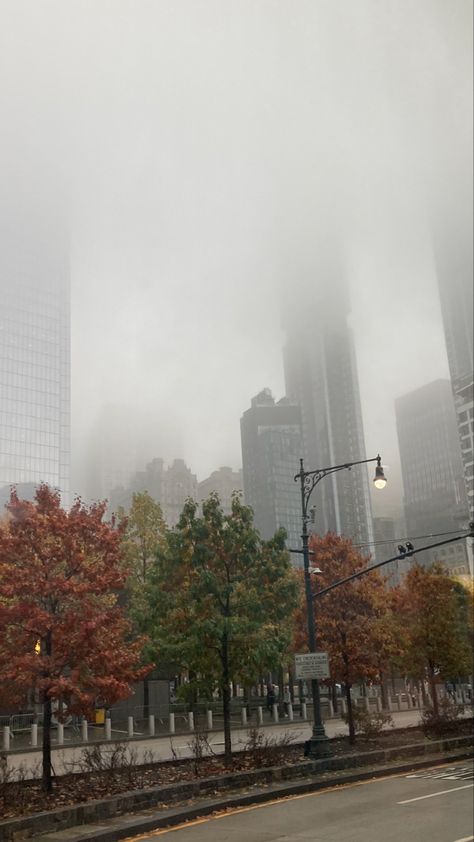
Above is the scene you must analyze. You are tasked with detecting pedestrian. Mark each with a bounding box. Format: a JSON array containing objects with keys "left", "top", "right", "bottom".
[
  {"left": 266, "top": 683, "right": 275, "bottom": 711},
  {"left": 283, "top": 685, "right": 291, "bottom": 717}
]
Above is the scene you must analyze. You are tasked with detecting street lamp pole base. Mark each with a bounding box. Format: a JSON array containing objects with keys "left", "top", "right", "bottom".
[{"left": 304, "top": 727, "right": 331, "bottom": 758}]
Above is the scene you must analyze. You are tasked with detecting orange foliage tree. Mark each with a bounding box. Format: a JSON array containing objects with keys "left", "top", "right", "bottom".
[
  {"left": 293, "top": 533, "right": 394, "bottom": 743},
  {"left": 0, "top": 485, "right": 150, "bottom": 793},
  {"left": 392, "top": 563, "right": 473, "bottom": 716}
]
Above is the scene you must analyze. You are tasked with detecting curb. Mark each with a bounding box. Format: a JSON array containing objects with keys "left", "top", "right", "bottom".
[
  {"left": 36, "top": 748, "right": 474, "bottom": 842},
  {"left": 0, "top": 736, "right": 472, "bottom": 842}
]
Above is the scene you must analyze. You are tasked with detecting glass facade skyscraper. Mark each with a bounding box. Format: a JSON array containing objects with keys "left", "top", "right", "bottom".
[
  {"left": 283, "top": 275, "right": 374, "bottom": 549},
  {"left": 0, "top": 216, "right": 70, "bottom": 502},
  {"left": 240, "top": 389, "right": 303, "bottom": 560}
]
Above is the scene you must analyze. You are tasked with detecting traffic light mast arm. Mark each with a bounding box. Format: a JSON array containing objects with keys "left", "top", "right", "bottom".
[{"left": 312, "top": 530, "right": 474, "bottom": 600}]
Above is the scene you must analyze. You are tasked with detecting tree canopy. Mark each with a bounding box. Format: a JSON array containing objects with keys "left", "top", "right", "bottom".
[
  {"left": 0, "top": 485, "right": 149, "bottom": 792},
  {"left": 143, "top": 492, "right": 297, "bottom": 762}
]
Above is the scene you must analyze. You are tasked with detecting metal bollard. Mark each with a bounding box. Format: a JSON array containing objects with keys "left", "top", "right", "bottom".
[
  {"left": 206, "top": 709, "right": 213, "bottom": 730},
  {"left": 81, "top": 718, "right": 88, "bottom": 742},
  {"left": 148, "top": 714, "right": 155, "bottom": 737},
  {"left": 272, "top": 703, "right": 279, "bottom": 723},
  {"left": 105, "top": 718, "right": 112, "bottom": 740},
  {"left": 188, "top": 711, "right": 194, "bottom": 731},
  {"left": 301, "top": 702, "right": 307, "bottom": 719},
  {"left": 241, "top": 707, "right": 247, "bottom": 726},
  {"left": 128, "top": 716, "right": 134, "bottom": 738},
  {"left": 2, "top": 726, "right": 10, "bottom": 752},
  {"left": 257, "top": 706, "right": 263, "bottom": 726},
  {"left": 57, "top": 723, "right": 64, "bottom": 745},
  {"left": 169, "top": 713, "right": 175, "bottom": 734},
  {"left": 31, "top": 722, "right": 38, "bottom": 747},
  {"left": 288, "top": 702, "right": 294, "bottom": 721}
]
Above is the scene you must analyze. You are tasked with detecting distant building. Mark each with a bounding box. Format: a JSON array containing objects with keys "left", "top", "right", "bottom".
[
  {"left": 109, "top": 457, "right": 197, "bottom": 528},
  {"left": 283, "top": 271, "right": 374, "bottom": 548},
  {"left": 395, "top": 379, "right": 469, "bottom": 575},
  {"left": 0, "top": 208, "right": 70, "bottom": 503},
  {"left": 163, "top": 459, "right": 198, "bottom": 527},
  {"left": 198, "top": 466, "right": 243, "bottom": 514},
  {"left": 372, "top": 515, "right": 404, "bottom": 586},
  {"left": 240, "top": 389, "right": 303, "bottom": 560}
]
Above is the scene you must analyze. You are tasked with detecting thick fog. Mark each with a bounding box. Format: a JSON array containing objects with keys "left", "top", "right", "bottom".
[{"left": 1, "top": 1, "right": 472, "bottom": 509}]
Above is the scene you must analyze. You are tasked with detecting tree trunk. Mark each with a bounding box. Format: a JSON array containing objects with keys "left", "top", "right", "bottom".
[
  {"left": 277, "top": 665, "right": 285, "bottom": 717},
  {"left": 345, "top": 683, "right": 355, "bottom": 745},
  {"left": 42, "top": 694, "right": 53, "bottom": 793},
  {"left": 379, "top": 670, "right": 388, "bottom": 711},
  {"left": 428, "top": 662, "right": 439, "bottom": 716},
  {"left": 41, "top": 631, "right": 53, "bottom": 794},
  {"left": 221, "top": 631, "right": 232, "bottom": 765}
]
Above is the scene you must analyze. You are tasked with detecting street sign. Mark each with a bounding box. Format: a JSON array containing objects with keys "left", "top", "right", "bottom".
[{"left": 294, "top": 652, "right": 330, "bottom": 680}]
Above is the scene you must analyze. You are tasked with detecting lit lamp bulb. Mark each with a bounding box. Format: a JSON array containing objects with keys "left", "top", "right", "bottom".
[{"left": 373, "top": 460, "right": 387, "bottom": 490}]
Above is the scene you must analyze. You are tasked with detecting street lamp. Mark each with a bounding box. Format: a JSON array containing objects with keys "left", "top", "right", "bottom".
[{"left": 295, "top": 454, "right": 386, "bottom": 758}]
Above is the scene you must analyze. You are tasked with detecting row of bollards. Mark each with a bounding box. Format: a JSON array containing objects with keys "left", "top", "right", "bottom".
[{"left": 5, "top": 692, "right": 461, "bottom": 750}]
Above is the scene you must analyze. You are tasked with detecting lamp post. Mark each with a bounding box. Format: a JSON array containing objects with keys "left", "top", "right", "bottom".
[{"left": 295, "top": 454, "right": 386, "bottom": 758}]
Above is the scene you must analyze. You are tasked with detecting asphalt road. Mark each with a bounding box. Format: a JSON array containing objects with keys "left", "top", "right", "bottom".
[{"left": 124, "top": 761, "right": 474, "bottom": 842}]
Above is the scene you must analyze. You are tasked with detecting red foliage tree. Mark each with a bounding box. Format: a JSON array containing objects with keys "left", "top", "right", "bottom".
[{"left": 0, "top": 485, "right": 150, "bottom": 793}]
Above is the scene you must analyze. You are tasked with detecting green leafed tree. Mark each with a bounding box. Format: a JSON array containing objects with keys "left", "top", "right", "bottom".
[
  {"left": 118, "top": 491, "right": 168, "bottom": 716},
  {"left": 143, "top": 492, "right": 298, "bottom": 764}
]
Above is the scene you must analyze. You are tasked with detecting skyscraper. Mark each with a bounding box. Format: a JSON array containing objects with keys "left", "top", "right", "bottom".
[
  {"left": 240, "top": 389, "right": 303, "bottom": 556},
  {"left": 0, "top": 208, "right": 70, "bottom": 503},
  {"left": 434, "top": 199, "right": 474, "bottom": 521},
  {"left": 395, "top": 379, "right": 469, "bottom": 575},
  {"left": 283, "top": 272, "right": 374, "bottom": 548}
]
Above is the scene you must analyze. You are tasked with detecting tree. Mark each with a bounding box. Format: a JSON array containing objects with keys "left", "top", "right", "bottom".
[
  {"left": 295, "top": 533, "right": 393, "bottom": 744},
  {"left": 393, "top": 563, "right": 473, "bottom": 716},
  {"left": 119, "top": 492, "right": 168, "bottom": 716},
  {"left": 0, "top": 485, "right": 150, "bottom": 794},
  {"left": 144, "top": 493, "right": 297, "bottom": 764}
]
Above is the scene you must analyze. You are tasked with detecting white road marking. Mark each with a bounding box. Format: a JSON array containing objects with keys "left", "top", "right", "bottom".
[
  {"left": 452, "top": 836, "right": 474, "bottom": 842},
  {"left": 398, "top": 783, "right": 474, "bottom": 804}
]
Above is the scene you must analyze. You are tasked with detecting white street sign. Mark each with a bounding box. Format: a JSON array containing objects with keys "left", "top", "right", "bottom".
[{"left": 295, "top": 652, "right": 330, "bottom": 680}]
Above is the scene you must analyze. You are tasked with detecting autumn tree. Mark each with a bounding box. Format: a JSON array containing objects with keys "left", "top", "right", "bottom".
[
  {"left": 119, "top": 492, "right": 167, "bottom": 716},
  {"left": 0, "top": 485, "right": 150, "bottom": 794},
  {"left": 143, "top": 493, "right": 297, "bottom": 764},
  {"left": 393, "top": 563, "right": 473, "bottom": 716},
  {"left": 295, "top": 533, "right": 394, "bottom": 744}
]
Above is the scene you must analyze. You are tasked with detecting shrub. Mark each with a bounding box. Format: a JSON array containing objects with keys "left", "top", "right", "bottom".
[{"left": 342, "top": 708, "right": 393, "bottom": 741}]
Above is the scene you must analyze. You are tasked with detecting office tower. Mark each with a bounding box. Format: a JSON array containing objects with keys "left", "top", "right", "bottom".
[
  {"left": 240, "top": 389, "right": 303, "bottom": 559},
  {"left": 198, "top": 466, "right": 243, "bottom": 514},
  {"left": 283, "top": 274, "right": 374, "bottom": 548},
  {"left": 0, "top": 209, "right": 70, "bottom": 504},
  {"left": 434, "top": 206, "right": 474, "bottom": 521},
  {"left": 395, "top": 379, "right": 469, "bottom": 575}
]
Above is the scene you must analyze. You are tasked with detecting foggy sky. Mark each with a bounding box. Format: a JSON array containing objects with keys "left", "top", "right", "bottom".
[{"left": 1, "top": 1, "right": 472, "bottom": 510}]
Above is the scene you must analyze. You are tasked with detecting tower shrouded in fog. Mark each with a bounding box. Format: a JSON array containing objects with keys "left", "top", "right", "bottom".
[
  {"left": 282, "top": 259, "right": 374, "bottom": 548},
  {"left": 0, "top": 204, "right": 70, "bottom": 503},
  {"left": 434, "top": 196, "right": 474, "bottom": 521}
]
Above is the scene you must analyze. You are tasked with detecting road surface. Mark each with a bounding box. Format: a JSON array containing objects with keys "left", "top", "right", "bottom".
[{"left": 123, "top": 761, "right": 474, "bottom": 842}]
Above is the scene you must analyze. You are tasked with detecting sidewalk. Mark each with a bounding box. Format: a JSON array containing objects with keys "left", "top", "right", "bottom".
[{"left": 5, "top": 709, "right": 427, "bottom": 779}]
